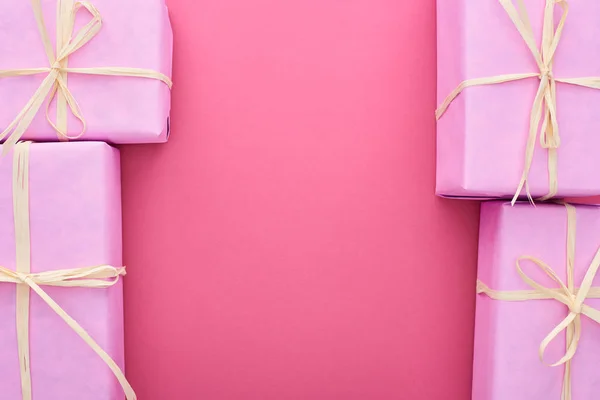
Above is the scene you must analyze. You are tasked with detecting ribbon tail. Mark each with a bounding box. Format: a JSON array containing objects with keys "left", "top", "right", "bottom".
[
  {"left": 561, "top": 316, "right": 579, "bottom": 400},
  {"left": 538, "top": 79, "right": 560, "bottom": 201},
  {"left": 511, "top": 76, "right": 548, "bottom": 205},
  {"left": 562, "top": 361, "right": 572, "bottom": 400},
  {"left": 540, "top": 312, "right": 578, "bottom": 367},
  {"left": 23, "top": 278, "right": 137, "bottom": 399},
  {"left": 512, "top": 179, "right": 532, "bottom": 206},
  {"left": 581, "top": 305, "right": 600, "bottom": 325},
  {"left": 45, "top": 76, "right": 87, "bottom": 141},
  {"left": 561, "top": 320, "right": 575, "bottom": 400},
  {"left": 1, "top": 72, "right": 58, "bottom": 155},
  {"left": 536, "top": 148, "right": 557, "bottom": 202}
]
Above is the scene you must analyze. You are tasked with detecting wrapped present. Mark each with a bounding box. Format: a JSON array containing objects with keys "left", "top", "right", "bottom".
[
  {"left": 436, "top": 0, "right": 600, "bottom": 201},
  {"left": 0, "top": 0, "right": 172, "bottom": 150},
  {"left": 0, "top": 142, "right": 135, "bottom": 399},
  {"left": 474, "top": 201, "right": 600, "bottom": 400}
]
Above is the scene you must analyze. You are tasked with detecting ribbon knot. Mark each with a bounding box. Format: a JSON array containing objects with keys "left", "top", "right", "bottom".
[
  {"left": 539, "top": 67, "right": 553, "bottom": 79},
  {"left": 15, "top": 272, "right": 32, "bottom": 285},
  {"left": 568, "top": 297, "right": 582, "bottom": 314},
  {"left": 50, "top": 62, "right": 63, "bottom": 72}
]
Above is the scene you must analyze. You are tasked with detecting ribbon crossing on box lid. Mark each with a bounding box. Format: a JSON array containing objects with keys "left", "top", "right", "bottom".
[
  {"left": 0, "top": 0, "right": 173, "bottom": 153},
  {"left": 477, "top": 203, "right": 600, "bottom": 400},
  {"left": 436, "top": 0, "right": 600, "bottom": 203},
  {"left": 0, "top": 142, "right": 136, "bottom": 400}
]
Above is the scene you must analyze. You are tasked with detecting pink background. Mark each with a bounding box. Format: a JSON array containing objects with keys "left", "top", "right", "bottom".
[{"left": 120, "top": 0, "right": 480, "bottom": 399}]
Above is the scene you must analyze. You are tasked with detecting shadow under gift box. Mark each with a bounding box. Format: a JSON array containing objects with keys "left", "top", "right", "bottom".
[
  {"left": 436, "top": 0, "right": 600, "bottom": 199},
  {"left": 0, "top": 142, "right": 124, "bottom": 400},
  {"left": 474, "top": 201, "right": 600, "bottom": 400},
  {"left": 0, "top": 0, "right": 172, "bottom": 144}
]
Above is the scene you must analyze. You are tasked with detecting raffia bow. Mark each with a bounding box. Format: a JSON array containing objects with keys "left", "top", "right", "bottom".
[
  {"left": 477, "top": 203, "right": 600, "bottom": 400},
  {"left": 0, "top": 0, "right": 173, "bottom": 154},
  {"left": 436, "top": 0, "right": 600, "bottom": 204},
  {"left": 0, "top": 142, "right": 136, "bottom": 400}
]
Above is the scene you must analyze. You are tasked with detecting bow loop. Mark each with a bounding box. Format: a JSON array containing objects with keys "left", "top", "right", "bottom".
[
  {"left": 539, "top": 312, "right": 581, "bottom": 367},
  {"left": 516, "top": 256, "right": 572, "bottom": 306},
  {"left": 541, "top": 0, "right": 569, "bottom": 65},
  {"left": 539, "top": 119, "right": 560, "bottom": 149},
  {"left": 513, "top": 241, "right": 600, "bottom": 371},
  {"left": 56, "top": 2, "right": 102, "bottom": 63}
]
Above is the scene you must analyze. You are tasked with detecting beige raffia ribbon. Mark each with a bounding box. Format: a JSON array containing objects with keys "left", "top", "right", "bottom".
[
  {"left": 436, "top": 0, "right": 600, "bottom": 204},
  {"left": 0, "top": 142, "right": 136, "bottom": 400},
  {"left": 0, "top": 0, "right": 173, "bottom": 154},
  {"left": 477, "top": 203, "right": 600, "bottom": 400}
]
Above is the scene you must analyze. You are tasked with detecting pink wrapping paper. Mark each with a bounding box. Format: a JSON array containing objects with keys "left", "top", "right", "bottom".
[
  {"left": 436, "top": 1, "right": 600, "bottom": 198},
  {"left": 474, "top": 202, "right": 600, "bottom": 399},
  {"left": 0, "top": 142, "right": 124, "bottom": 399},
  {"left": 0, "top": 0, "right": 172, "bottom": 143}
]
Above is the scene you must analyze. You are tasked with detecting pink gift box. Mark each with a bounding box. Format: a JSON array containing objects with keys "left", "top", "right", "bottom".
[
  {"left": 0, "top": 0, "right": 172, "bottom": 144},
  {"left": 474, "top": 201, "right": 600, "bottom": 399},
  {"left": 0, "top": 142, "right": 124, "bottom": 399},
  {"left": 436, "top": 1, "right": 600, "bottom": 198}
]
